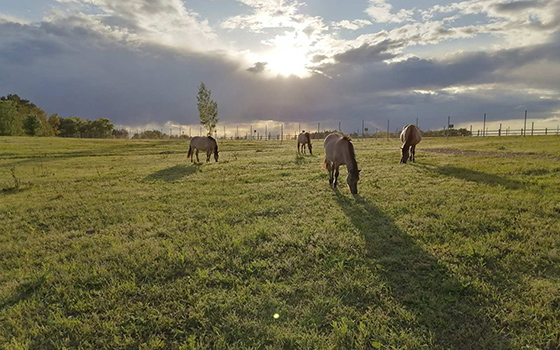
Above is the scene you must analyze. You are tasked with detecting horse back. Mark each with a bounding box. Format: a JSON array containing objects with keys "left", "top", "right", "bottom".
[
  {"left": 401, "top": 125, "right": 421, "bottom": 145},
  {"left": 190, "top": 136, "right": 216, "bottom": 151},
  {"left": 297, "top": 132, "right": 311, "bottom": 144},
  {"left": 323, "top": 133, "right": 344, "bottom": 162}
]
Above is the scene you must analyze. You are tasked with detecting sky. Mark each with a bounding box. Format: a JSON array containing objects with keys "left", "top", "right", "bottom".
[{"left": 1, "top": 0, "right": 559, "bottom": 135}]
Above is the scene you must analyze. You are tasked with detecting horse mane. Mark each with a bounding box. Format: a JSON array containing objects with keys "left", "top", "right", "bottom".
[{"left": 342, "top": 136, "right": 358, "bottom": 173}]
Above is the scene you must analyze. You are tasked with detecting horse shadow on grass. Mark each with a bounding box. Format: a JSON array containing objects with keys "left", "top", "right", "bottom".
[
  {"left": 143, "top": 164, "right": 200, "bottom": 182},
  {"left": 0, "top": 273, "right": 48, "bottom": 312},
  {"left": 414, "top": 164, "right": 526, "bottom": 190},
  {"left": 335, "top": 192, "right": 511, "bottom": 349}
]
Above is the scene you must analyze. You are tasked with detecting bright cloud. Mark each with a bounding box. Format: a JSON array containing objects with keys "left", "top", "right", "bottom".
[{"left": 365, "top": 0, "right": 414, "bottom": 23}]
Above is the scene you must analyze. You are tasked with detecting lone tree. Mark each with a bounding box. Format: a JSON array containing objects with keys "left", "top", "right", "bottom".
[
  {"left": 197, "top": 82, "right": 218, "bottom": 136},
  {"left": 23, "top": 114, "right": 42, "bottom": 136}
]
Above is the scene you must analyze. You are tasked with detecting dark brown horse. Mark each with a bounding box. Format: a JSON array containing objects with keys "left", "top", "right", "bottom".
[
  {"left": 187, "top": 136, "right": 219, "bottom": 163},
  {"left": 297, "top": 131, "right": 313, "bottom": 154},
  {"left": 399, "top": 124, "right": 422, "bottom": 163},
  {"left": 324, "top": 133, "right": 360, "bottom": 194}
]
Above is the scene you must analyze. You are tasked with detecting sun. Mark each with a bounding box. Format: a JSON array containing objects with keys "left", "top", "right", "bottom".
[{"left": 265, "top": 45, "right": 311, "bottom": 78}]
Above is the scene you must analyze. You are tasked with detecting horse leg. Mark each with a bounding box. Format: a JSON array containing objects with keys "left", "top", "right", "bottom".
[
  {"left": 206, "top": 150, "right": 211, "bottom": 163},
  {"left": 196, "top": 149, "right": 200, "bottom": 163},
  {"left": 326, "top": 161, "right": 334, "bottom": 187},
  {"left": 411, "top": 145, "right": 416, "bottom": 162},
  {"left": 297, "top": 143, "right": 300, "bottom": 153},
  {"left": 334, "top": 166, "right": 340, "bottom": 189}
]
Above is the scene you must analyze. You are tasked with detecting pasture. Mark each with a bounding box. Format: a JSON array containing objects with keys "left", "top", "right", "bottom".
[{"left": 1, "top": 136, "right": 559, "bottom": 349}]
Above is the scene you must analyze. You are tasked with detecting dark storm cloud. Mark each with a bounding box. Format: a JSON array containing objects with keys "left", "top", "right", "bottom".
[
  {"left": 247, "top": 62, "right": 268, "bottom": 73},
  {"left": 333, "top": 40, "right": 400, "bottom": 64},
  {"left": 492, "top": 0, "right": 547, "bottom": 13}
]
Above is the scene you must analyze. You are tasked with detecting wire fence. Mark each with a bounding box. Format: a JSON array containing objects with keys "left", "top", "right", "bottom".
[{"left": 119, "top": 111, "right": 560, "bottom": 140}]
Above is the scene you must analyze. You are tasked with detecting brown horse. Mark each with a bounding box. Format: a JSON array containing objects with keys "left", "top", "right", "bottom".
[
  {"left": 324, "top": 133, "right": 360, "bottom": 194},
  {"left": 187, "top": 136, "right": 219, "bottom": 163},
  {"left": 297, "top": 131, "right": 313, "bottom": 154},
  {"left": 400, "top": 124, "right": 422, "bottom": 163}
]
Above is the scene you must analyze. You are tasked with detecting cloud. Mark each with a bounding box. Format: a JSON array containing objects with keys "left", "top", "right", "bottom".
[
  {"left": 365, "top": 0, "right": 414, "bottom": 23},
  {"left": 332, "top": 19, "right": 372, "bottom": 30},
  {"left": 247, "top": 61, "right": 268, "bottom": 73},
  {"left": 51, "top": 0, "right": 221, "bottom": 52},
  {"left": 333, "top": 40, "right": 400, "bottom": 64},
  {"left": 0, "top": 13, "right": 30, "bottom": 25},
  {"left": 421, "top": 0, "right": 560, "bottom": 47}
]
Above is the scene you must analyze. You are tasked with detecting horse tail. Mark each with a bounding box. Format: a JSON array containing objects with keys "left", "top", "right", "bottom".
[
  {"left": 187, "top": 144, "right": 193, "bottom": 159},
  {"left": 323, "top": 157, "right": 329, "bottom": 170}
]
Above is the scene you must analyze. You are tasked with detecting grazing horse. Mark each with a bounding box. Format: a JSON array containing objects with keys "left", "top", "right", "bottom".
[
  {"left": 400, "top": 124, "right": 422, "bottom": 164},
  {"left": 324, "top": 133, "right": 360, "bottom": 194},
  {"left": 297, "top": 131, "right": 313, "bottom": 154},
  {"left": 187, "top": 136, "right": 219, "bottom": 163}
]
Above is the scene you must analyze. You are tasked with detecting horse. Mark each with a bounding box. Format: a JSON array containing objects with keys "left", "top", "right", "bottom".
[
  {"left": 399, "top": 124, "right": 422, "bottom": 164},
  {"left": 324, "top": 133, "right": 360, "bottom": 194},
  {"left": 297, "top": 131, "right": 313, "bottom": 154},
  {"left": 187, "top": 136, "right": 219, "bottom": 163}
]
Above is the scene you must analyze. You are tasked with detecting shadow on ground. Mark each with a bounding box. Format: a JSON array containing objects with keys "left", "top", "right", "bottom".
[
  {"left": 335, "top": 192, "right": 511, "bottom": 349},
  {"left": 0, "top": 274, "right": 48, "bottom": 311},
  {"left": 415, "top": 164, "right": 526, "bottom": 190},
  {"left": 143, "top": 164, "right": 200, "bottom": 182}
]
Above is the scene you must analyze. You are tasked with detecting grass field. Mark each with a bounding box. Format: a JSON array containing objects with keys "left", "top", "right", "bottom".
[{"left": 1, "top": 135, "right": 559, "bottom": 350}]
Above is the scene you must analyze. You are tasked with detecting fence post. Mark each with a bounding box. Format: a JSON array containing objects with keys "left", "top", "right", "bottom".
[
  {"left": 545, "top": 127, "right": 547, "bottom": 135},
  {"left": 524, "top": 110, "right": 527, "bottom": 136},
  {"left": 387, "top": 119, "right": 389, "bottom": 141},
  {"left": 470, "top": 125, "right": 472, "bottom": 136},
  {"left": 531, "top": 122, "right": 534, "bottom": 136},
  {"left": 499, "top": 123, "right": 502, "bottom": 136},
  {"left": 477, "top": 130, "right": 480, "bottom": 137},
  {"left": 483, "top": 113, "right": 486, "bottom": 137},
  {"left": 362, "top": 120, "right": 365, "bottom": 138},
  {"left": 281, "top": 124, "right": 283, "bottom": 141}
]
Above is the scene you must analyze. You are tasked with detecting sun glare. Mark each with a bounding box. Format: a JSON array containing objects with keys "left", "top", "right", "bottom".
[{"left": 266, "top": 46, "right": 311, "bottom": 78}]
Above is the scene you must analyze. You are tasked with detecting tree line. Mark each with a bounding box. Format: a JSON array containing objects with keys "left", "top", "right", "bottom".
[
  {"left": 0, "top": 83, "right": 219, "bottom": 139},
  {"left": 0, "top": 94, "right": 125, "bottom": 138}
]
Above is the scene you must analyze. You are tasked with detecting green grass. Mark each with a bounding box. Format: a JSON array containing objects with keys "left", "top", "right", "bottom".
[{"left": 1, "top": 135, "right": 559, "bottom": 350}]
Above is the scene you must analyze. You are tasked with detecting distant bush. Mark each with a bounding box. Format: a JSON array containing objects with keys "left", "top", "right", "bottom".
[{"left": 132, "top": 130, "right": 169, "bottom": 139}]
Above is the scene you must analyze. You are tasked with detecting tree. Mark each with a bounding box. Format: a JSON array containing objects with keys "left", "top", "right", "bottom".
[
  {"left": 1, "top": 94, "right": 53, "bottom": 136},
  {"left": 59, "top": 117, "right": 80, "bottom": 137},
  {"left": 91, "top": 118, "right": 114, "bottom": 138},
  {"left": 77, "top": 118, "right": 92, "bottom": 137},
  {"left": 197, "top": 82, "right": 218, "bottom": 136},
  {"left": 23, "top": 114, "right": 42, "bottom": 136},
  {"left": 48, "top": 114, "right": 61, "bottom": 135},
  {"left": 0, "top": 100, "right": 19, "bottom": 135},
  {"left": 112, "top": 128, "right": 129, "bottom": 139}
]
